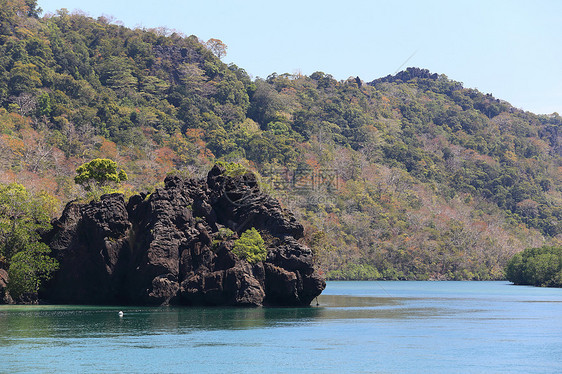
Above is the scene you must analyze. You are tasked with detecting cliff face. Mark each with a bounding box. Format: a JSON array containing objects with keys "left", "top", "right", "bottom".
[{"left": 42, "top": 166, "right": 325, "bottom": 306}]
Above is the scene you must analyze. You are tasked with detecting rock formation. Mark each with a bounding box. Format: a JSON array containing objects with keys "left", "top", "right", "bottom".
[{"left": 42, "top": 165, "right": 325, "bottom": 306}]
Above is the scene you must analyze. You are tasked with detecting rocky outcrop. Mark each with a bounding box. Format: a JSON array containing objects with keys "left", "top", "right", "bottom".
[{"left": 42, "top": 165, "right": 325, "bottom": 306}]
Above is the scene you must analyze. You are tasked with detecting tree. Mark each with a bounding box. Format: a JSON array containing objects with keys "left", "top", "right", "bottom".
[
  {"left": 99, "top": 57, "right": 138, "bottom": 91},
  {"left": 24, "top": 0, "right": 41, "bottom": 17},
  {"left": 74, "top": 158, "right": 127, "bottom": 192},
  {"left": 36, "top": 92, "right": 52, "bottom": 117},
  {"left": 8, "top": 242, "right": 58, "bottom": 299},
  {"left": 8, "top": 62, "right": 42, "bottom": 95},
  {"left": 206, "top": 38, "right": 227, "bottom": 59},
  {"left": 0, "top": 183, "right": 53, "bottom": 261},
  {"left": 0, "top": 183, "right": 58, "bottom": 299},
  {"left": 505, "top": 246, "right": 562, "bottom": 287}
]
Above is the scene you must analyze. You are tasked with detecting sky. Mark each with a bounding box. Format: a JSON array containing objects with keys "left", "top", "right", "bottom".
[{"left": 38, "top": 0, "right": 562, "bottom": 115}]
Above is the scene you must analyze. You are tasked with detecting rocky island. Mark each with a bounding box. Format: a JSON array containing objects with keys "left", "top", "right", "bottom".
[{"left": 39, "top": 164, "right": 325, "bottom": 306}]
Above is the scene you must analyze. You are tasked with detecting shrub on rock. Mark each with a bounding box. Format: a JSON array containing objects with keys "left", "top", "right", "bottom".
[{"left": 232, "top": 228, "right": 266, "bottom": 264}]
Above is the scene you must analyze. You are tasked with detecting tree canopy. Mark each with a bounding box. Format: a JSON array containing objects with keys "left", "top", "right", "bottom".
[
  {"left": 0, "top": 183, "right": 58, "bottom": 299},
  {"left": 506, "top": 246, "right": 562, "bottom": 287},
  {"left": 74, "top": 158, "right": 127, "bottom": 191}
]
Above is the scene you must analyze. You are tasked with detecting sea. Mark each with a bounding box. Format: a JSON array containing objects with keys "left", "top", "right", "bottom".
[{"left": 1, "top": 281, "right": 561, "bottom": 373}]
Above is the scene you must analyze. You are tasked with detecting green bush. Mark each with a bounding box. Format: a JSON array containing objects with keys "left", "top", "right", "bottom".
[
  {"left": 215, "top": 161, "right": 248, "bottom": 177},
  {"left": 232, "top": 228, "right": 266, "bottom": 263},
  {"left": 8, "top": 242, "right": 59, "bottom": 299},
  {"left": 0, "top": 183, "right": 59, "bottom": 299},
  {"left": 505, "top": 246, "right": 562, "bottom": 287}
]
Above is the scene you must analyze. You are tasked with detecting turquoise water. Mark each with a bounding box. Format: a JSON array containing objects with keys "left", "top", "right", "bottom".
[{"left": 1, "top": 281, "right": 562, "bottom": 373}]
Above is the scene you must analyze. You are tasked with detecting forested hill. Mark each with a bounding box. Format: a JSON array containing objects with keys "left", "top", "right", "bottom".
[{"left": 1, "top": 0, "right": 561, "bottom": 281}]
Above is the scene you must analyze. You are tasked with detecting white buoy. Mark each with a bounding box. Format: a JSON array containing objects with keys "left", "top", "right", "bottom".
[{"left": 118, "top": 311, "right": 124, "bottom": 317}]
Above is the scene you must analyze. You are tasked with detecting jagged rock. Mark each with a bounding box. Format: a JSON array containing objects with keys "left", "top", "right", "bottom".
[
  {"left": 206, "top": 167, "right": 304, "bottom": 238},
  {"left": 45, "top": 194, "right": 131, "bottom": 304},
  {"left": 42, "top": 166, "right": 325, "bottom": 306}
]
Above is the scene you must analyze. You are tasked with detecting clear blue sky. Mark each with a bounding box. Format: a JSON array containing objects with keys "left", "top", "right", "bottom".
[{"left": 38, "top": 0, "right": 561, "bottom": 114}]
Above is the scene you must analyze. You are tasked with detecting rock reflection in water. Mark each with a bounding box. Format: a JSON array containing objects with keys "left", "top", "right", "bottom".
[
  {"left": 0, "top": 293, "right": 449, "bottom": 344},
  {"left": 2, "top": 282, "right": 562, "bottom": 374}
]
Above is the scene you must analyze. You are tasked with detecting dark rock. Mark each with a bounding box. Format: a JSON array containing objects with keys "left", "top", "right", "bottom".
[
  {"left": 264, "top": 237, "right": 324, "bottom": 306},
  {"left": 42, "top": 168, "right": 325, "bottom": 306},
  {"left": 207, "top": 165, "right": 304, "bottom": 239},
  {"left": 44, "top": 194, "right": 131, "bottom": 304},
  {"left": 223, "top": 263, "right": 265, "bottom": 306}
]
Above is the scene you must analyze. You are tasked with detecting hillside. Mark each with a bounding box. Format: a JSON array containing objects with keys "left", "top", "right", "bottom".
[{"left": 1, "top": 0, "right": 561, "bottom": 281}]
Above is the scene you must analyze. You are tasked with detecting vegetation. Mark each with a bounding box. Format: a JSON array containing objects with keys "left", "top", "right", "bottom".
[
  {"left": 232, "top": 228, "right": 266, "bottom": 264},
  {"left": 0, "top": 1, "right": 561, "bottom": 281},
  {"left": 215, "top": 161, "right": 248, "bottom": 177},
  {"left": 505, "top": 246, "right": 562, "bottom": 287},
  {"left": 211, "top": 227, "right": 236, "bottom": 251},
  {"left": 75, "top": 158, "right": 127, "bottom": 189},
  {"left": 0, "top": 182, "right": 58, "bottom": 299},
  {"left": 74, "top": 158, "right": 127, "bottom": 200},
  {"left": 8, "top": 241, "right": 58, "bottom": 298},
  {"left": 326, "top": 264, "right": 383, "bottom": 281}
]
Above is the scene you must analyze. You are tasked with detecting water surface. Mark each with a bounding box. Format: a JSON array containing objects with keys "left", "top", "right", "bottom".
[{"left": 1, "top": 281, "right": 561, "bottom": 373}]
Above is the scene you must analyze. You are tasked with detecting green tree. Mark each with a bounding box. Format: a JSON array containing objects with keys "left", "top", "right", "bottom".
[
  {"left": 0, "top": 183, "right": 58, "bottom": 299},
  {"left": 505, "top": 246, "right": 562, "bottom": 287},
  {"left": 0, "top": 183, "right": 53, "bottom": 261},
  {"left": 99, "top": 57, "right": 138, "bottom": 91},
  {"left": 8, "top": 62, "right": 42, "bottom": 95},
  {"left": 74, "top": 158, "right": 128, "bottom": 192},
  {"left": 36, "top": 92, "right": 51, "bottom": 117},
  {"left": 215, "top": 160, "right": 248, "bottom": 177},
  {"left": 232, "top": 227, "right": 266, "bottom": 263},
  {"left": 8, "top": 242, "right": 58, "bottom": 298}
]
